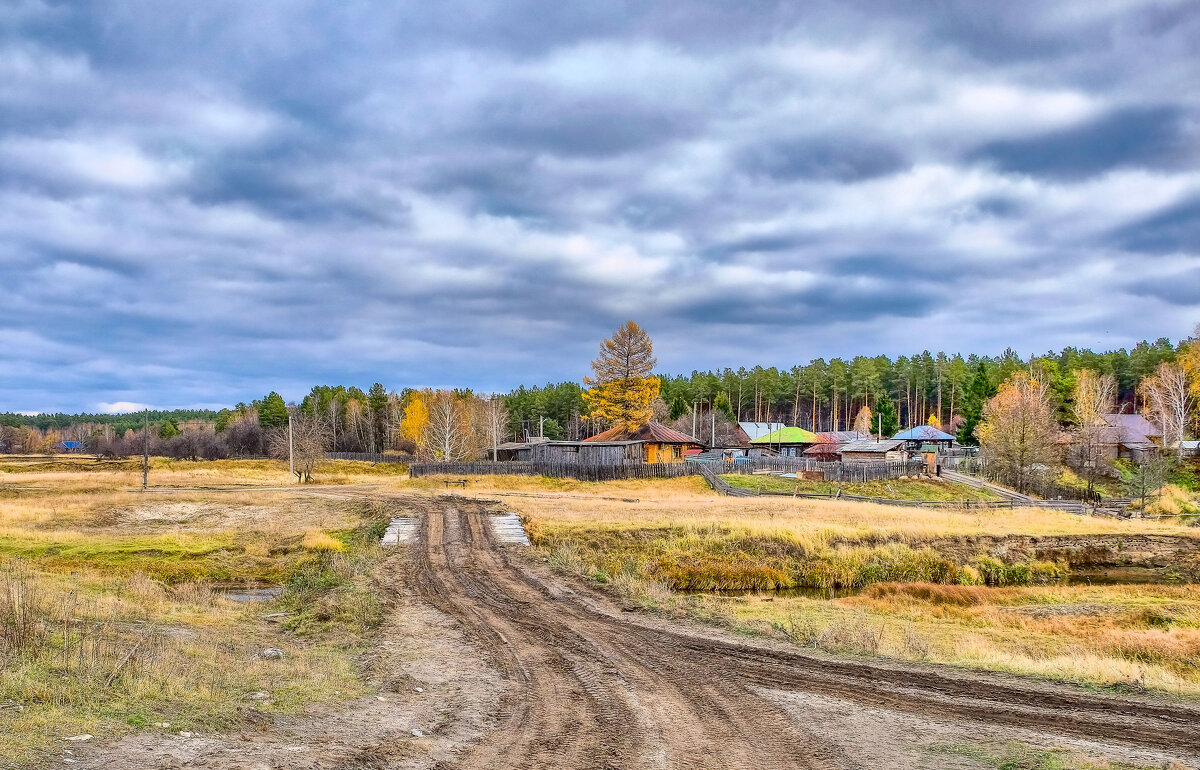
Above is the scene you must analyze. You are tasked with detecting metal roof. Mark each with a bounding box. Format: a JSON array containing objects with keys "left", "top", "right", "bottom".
[
  {"left": 737, "top": 422, "right": 785, "bottom": 440},
  {"left": 818, "top": 431, "right": 871, "bottom": 443},
  {"left": 892, "top": 426, "right": 955, "bottom": 441},
  {"left": 750, "top": 426, "right": 822, "bottom": 445},
  {"left": 841, "top": 439, "right": 905, "bottom": 453},
  {"left": 1103, "top": 413, "right": 1162, "bottom": 438}
]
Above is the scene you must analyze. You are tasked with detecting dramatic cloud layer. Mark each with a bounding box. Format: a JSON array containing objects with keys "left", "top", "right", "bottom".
[{"left": 2, "top": 0, "right": 1199, "bottom": 411}]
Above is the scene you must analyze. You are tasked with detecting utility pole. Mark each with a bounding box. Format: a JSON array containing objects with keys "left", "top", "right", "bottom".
[
  {"left": 142, "top": 409, "right": 149, "bottom": 491},
  {"left": 692, "top": 400, "right": 697, "bottom": 440},
  {"left": 710, "top": 409, "right": 716, "bottom": 448},
  {"left": 878, "top": 412, "right": 882, "bottom": 439},
  {"left": 539, "top": 415, "right": 544, "bottom": 438},
  {"left": 288, "top": 409, "right": 294, "bottom": 482}
]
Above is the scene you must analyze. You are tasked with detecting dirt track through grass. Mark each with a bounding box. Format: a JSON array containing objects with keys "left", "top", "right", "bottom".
[{"left": 58, "top": 492, "right": 1200, "bottom": 769}]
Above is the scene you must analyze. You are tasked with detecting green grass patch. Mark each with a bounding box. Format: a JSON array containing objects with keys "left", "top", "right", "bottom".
[
  {"left": 721, "top": 474, "right": 999, "bottom": 501},
  {"left": 927, "top": 741, "right": 1157, "bottom": 769}
]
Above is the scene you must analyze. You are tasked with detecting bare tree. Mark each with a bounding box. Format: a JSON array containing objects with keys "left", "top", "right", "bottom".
[
  {"left": 268, "top": 408, "right": 330, "bottom": 482},
  {"left": 1070, "top": 369, "right": 1116, "bottom": 495},
  {"left": 477, "top": 395, "right": 509, "bottom": 461},
  {"left": 978, "top": 372, "right": 1061, "bottom": 494},
  {"left": 1140, "top": 362, "right": 1193, "bottom": 460},
  {"left": 425, "top": 391, "right": 473, "bottom": 461}
]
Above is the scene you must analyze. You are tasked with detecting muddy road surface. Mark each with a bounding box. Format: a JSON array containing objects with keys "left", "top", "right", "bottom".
[{"left": 76, "top": 494, "right": 1200, "bottom": 769}]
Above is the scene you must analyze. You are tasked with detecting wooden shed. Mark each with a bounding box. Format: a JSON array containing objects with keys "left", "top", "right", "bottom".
[{"left": 839, "top": 439, "right": 906, "bottom": 463}]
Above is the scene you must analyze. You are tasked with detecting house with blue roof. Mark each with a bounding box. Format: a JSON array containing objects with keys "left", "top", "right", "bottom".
[
  {"left": 55, "top": 440, "right": 86, "bottom": 454},
  {"left": 892, "top": 425, "right": 955, "bottom": 452}
]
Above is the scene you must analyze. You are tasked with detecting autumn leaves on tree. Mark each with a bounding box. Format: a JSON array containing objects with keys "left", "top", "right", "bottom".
[{"left": 583, "top": 321, "right": 661, "bottom": 433}]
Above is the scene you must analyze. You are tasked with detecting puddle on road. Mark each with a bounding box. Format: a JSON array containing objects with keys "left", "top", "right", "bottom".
[
  {"left": 490, "top": 513, "right": 530, "bottom": 545},
  {"left": 216, "top": 586, "right": 283, "bottom": 603},
  {"left": 381, "top": 517, "right": 418, "bottom": 546}
]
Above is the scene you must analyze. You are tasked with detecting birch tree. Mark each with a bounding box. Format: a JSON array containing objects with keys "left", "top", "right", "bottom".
[
  {"left": 1070, "top": 369, "right": 1116, "bottom": 495},
  {"left": 425, "top": 390, "right": 472, "bottom": 461},
  {"left": 1140, "top": 361, "right": 1193, "bottom": 459}
]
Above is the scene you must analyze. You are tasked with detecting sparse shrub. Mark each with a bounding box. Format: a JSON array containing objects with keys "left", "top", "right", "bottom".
[
  {"left": 958, "top": 565, "right": 983, "bottom": 586},
  {"left": 172, "top": 581, "right": 215, "bottom": 607},
  {"left": 863, "top": 582, "right": 985, "bottom": 607},
  {"left": 902, "top": 626, "right": 931, "bottom": 659}
]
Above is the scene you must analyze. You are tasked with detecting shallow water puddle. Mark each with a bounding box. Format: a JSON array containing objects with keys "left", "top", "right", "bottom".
[
  {"left": 216, "top": 586, "right": 283, "bottom": 603},
  {"left": 381, "top": 517, "right": 418, "bottom": 546},
  {"left": 490, "top": 513, "right": 530, "bottom": 545}
]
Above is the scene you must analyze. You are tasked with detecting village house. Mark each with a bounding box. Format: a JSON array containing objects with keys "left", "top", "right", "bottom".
[
  {"left": 893, "top": 425, "right": 956, "bottom": 452},
  {"left": 839, "top": 438, "right": 907, "bottom": 463},
  {"left": 585, "top": 421, "right": 703, "bottom": 463},
  {"left": 750, "top": 426, "right": 822, "bottom": 457},
  {"left": 1099, "top": 413, "right": 1163, "bottom": 462},
  {"left": 803, "top": 431, "right": 872, "bottom": 461}
]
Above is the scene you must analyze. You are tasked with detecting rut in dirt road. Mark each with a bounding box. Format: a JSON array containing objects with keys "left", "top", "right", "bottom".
[
  {"left": 410, "top": 498, "right": 836, "bottom": 769},
  {"left": 403, "top": 496, "right": 1200, "bottom": 769}
]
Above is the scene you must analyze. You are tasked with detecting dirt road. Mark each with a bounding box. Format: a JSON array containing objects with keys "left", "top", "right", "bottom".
[{"left": 76, "top": 494, "right": 1200, "bottom": 769}]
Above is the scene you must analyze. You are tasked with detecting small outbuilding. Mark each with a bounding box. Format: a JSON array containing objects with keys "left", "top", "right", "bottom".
[{"left": 839, "top": 439, "right": 906, "bottom": 463}]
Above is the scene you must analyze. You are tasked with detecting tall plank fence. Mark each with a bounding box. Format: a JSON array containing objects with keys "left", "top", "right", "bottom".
[
  {"left": 325, "top": 452, "right": 416, "bottom": 464},
  {"left": 409, "top": 461, "right": 702, "bottom": 482},
  {"left": 409, "top": 458, "right": 926, "bottom": 484}
]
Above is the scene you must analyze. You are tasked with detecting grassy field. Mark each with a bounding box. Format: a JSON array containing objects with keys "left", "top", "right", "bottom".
[
  {"left": 0, "top": 458, "right": 394, "bottom": 764},
  {"left": 725, "top": 582, "right": 1200, "bottom": 696},
  {"left": 6, "top": 456, "right": 1200, "bottom": 754},
  {"left": 501, "top": 475, "right": 1199, "bottom": 590},
  {"left": 721, "top": 474, "right": 1000, "bottom": 501}
]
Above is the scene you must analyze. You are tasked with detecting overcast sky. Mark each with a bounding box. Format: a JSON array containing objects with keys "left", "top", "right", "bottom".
[{"left": 2, "top": 1, "right": 1199, "bottom": 413}]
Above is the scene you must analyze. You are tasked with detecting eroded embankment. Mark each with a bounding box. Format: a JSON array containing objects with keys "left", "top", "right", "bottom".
[
  {"left": 913, "top": 533, "right": 1200, "bottom": 573},
  {"left": 535, "top": 525, "right": 1200, "bottom": 590}
]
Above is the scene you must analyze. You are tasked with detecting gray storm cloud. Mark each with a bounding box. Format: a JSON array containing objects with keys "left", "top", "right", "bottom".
[{"left": 1, "top": 0, "right": 1199, "bottom": 411}]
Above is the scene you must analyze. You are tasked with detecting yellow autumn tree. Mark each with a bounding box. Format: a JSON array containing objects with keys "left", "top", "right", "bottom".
[
  {"left": 852, "top": 405, "right": 872, "bottom": 434},
  {"left": 583, "top": 321, "right": 660, "bottom": 433},
  {"left": 928, "top": 414, "right": 941, "bottom": 430},
  {"left": 1181, "top": 323, "right": 1200, "bottom": 405},
  {"left": 400, "top": 394, "right": 429, "bottom": 454}
]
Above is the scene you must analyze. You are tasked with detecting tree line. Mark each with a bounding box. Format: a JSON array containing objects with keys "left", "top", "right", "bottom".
[{"left": 3, "top": 333, "right": 1195, "bottom": 461}]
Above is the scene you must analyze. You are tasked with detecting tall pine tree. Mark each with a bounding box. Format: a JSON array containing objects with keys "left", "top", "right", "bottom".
[{"left": 956, "top": 362, "right": 995, "bottom": 446}]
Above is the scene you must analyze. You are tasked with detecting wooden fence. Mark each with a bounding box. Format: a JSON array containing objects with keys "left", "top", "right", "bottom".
[
  {"left": 409, "top": 458, "right": 926, "bottom": 484},
  {"left": 325, "top": 452, "right": 416, "bottom": 464},
  {"left": 409, "top": 461, "right": 704, "bottom": 482}
]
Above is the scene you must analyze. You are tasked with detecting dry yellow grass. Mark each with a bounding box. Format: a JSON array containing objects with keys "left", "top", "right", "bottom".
[
  {"left": 730, "top": 582, "right": 1200, "bottom": 696},
  {"left": 0, "top": 460, "right": 392, "bottom": 762}
]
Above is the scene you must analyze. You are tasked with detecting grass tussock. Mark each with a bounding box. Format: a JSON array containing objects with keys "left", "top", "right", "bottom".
[
  {"left": 746, "top": 582, "right": 1200, "bottom": 696},
  {"left": 301, "top": 529, "right": 345, "bottom": 552},
  {"left": 1145, "top": 484, "right": 1200, "bottom": 516}
]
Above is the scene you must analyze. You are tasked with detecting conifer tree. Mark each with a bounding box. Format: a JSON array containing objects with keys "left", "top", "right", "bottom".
[
  {"left": 257, "top": 392, "right": 289, "bottom": 429},
  {"left": 874, "top": 394, "right": 899, "bottom": 437},
  {"left": 956, "top": 363, "right": 995, "bottom": 446},
  {"left": 583, "top": 321, "right": 660, "bottom": 432}
]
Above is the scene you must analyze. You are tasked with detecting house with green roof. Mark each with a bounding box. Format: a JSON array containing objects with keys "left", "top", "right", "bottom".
[{"left": 749, "top": 426, "right": 822, "bottom": 457}]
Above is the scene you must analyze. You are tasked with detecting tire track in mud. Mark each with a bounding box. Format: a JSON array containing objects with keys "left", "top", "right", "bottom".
[
  {"left": 407, "top": 497, "right": 834, "bottom": 769},
  {"left": 394, "top": 494, "right": 1200, "bottom": 766}
]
